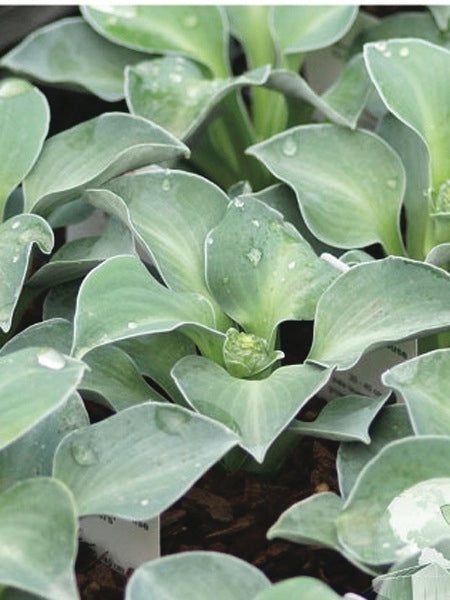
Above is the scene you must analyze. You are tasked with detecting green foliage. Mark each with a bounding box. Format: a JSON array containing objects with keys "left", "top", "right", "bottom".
[{"left": 0, "top": 5, "right": 450, "bottom": 599}]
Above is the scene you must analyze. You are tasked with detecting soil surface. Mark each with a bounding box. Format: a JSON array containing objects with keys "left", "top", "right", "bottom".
[{"left": 75, "top": 433, "right": 375, "bottom": 599}]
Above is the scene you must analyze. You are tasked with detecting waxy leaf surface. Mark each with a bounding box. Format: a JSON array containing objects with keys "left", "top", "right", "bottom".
[
  {"left": 71, "top": 255, "right": 219, "bottom": 360},
  {"left": 337, "top": 437, "right": 450, "bottom": 565},
  {"left": 126, "top": 552, "right": 269, "bottom": 600},
  {"left": 248, "top": 125, "right": 406, "bottom": 255},
  {"left": 0, "top": 478, "right": 78, "bottom": 600},
  {"left": 28, "top": 217, "right": 135, "bottom": 288},
  {"left": 206, "top": 196, "right": 337, "bottom": 341},
  {"left": 271, "top": 6, "right": 357, "bottom": 54},
  {"left": 0, "top": 214, "right": 53, "bottom": 332},
  {"left": 126, "top": 58, "right": 269, "bottom": 140},
  {"left": 383, "top": 350, "right": 450, "bottom": 436},
  {"left": 255, "top": 577, "right": 343, "bottom": 600},
  {"left": 82, "top": 5, "right": 230, "bottom": 77},
  {"left": 1, "top": 17, "right": 149, "bottom": 101},
  {"left": 54, "top": 403, "right": 238, "bottom": 519},
  {"left": 0, "top": 347, "right": 85, "bottom": 451},
  {"left": 337, "top": 405, "right": 414, "bottom": 499},
  {"left": 23, "top": 112, "right": 189, "bottom": 215},
  {"left": 101, "top": 170, "right": 230, "bottom": 329},
  {"left": 364, "top": 39, "right": 450, "bottom": 187},
  {"left": 290, "top": 394, "right": 388, "bottom": 444},
  {"left": 307, "top": 257, "right": 450, "bottom": 370},
  {"left": 0, "top": 393, "right": 88, "bottom": 494},
  {"left": 172, "top": 356, "right": 332, "bottom": 462},
  {"left": 0, "top": 79, "right": 49, "bottom": 218}
]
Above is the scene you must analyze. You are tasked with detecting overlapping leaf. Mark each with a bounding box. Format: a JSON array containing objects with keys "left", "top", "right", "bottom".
[
  {"left": 53, "top": 403, "right": 238, "bottom": 519},
  {"left": 71, "top": 255, "right": 222, "bottom": 361},
  {"left": 0, "top": 214, "right": 53, "bottom": 332},
  {"left": 364, "top": 39, "right": 450, "bottom": 187},
  {"left": 23, "top": 112, "right": 189, "bottom": 215},
  {"left": 383, "top": 350, "right": 450, "bottom": 435},
  {"left": 1, "top": 17, "right": 149, "bottom": 101},
  {"left": 0, "top": 78, "right": 49, "bottom": 218},
  {"left": 0, "top": 347, "right": 85, "bottom": 451},
  {"left": 172, "top": 356, "right": 332, "bottom": 462},
  {"left": 248, "top": 124, "right": 406, "bottom": 255},
  {"left": 125, "top": 552, "right": 270, "bottom": 600},
  {"left": 126, "top": 58, "right": 269, "bottom": 140},
  {"left": 0, "top": 478, "right": 78, "bottom": 600},
  {"left": 81, "top": 5, "right": 230, "bottom": 77},
  {"left": 307, "top": 257, "right": 450, "bottom": 370},
  {"left": 206, "top": 196, "right": 338, "bottom": 342}
]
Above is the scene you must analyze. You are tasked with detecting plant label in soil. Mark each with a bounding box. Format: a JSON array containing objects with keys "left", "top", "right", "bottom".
[{"left": 78, "top": 515, "right": 160, "bottom": 574}]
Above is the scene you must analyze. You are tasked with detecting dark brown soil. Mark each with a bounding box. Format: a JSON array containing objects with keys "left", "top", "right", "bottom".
[{"left": 76, "top": 436, "right": 375, "bottom": 599}]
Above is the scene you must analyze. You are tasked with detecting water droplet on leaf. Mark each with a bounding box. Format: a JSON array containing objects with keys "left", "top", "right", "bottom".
[
  {"left": 155, "top": 407, "right": 191, "bottom": 435},
  {"left": 386, "top": 178, "right": 397, "bottom": 189},
  {"left": 288, "top": 261, "right": 296, "bottom": 270},
  {"left": 162, "top": 178, "right": 171, "bottom": 191},
  {"left": 127, "top": 321, "right": 137, "bottom": 329},
  {"left": 375, "top": 41, "right": 387, "bottom": 52},
  {"left": 169, "top": 72, "right": 182, "bottom": 83},
  {"left": 251, "top": 219, "right": 260, "bottom": 228},
  {"left": 399, "top": 47, "right": 409, "bottom": 57},
  {"left": 140, "top": 499, "right": 149, "bottom": 506},
  {"left": 282, "top": 137, "right": 298, "bottom": 157},
  {"left": 246, "top": 248, "right": 262, "bottom": 267},
  {"left": 71, "top": 440, "right": 99, "bottom": 466},
  {"left": 37, "top": 348, "right": 66, "bottom": 370},
  {"left": 11, "top": 220, "right": 20, "bottom": 230},
  {"left": 234, "top": 198, "right": 245, "bottom": 209}
]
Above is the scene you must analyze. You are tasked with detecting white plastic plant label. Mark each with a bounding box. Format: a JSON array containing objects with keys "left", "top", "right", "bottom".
[
  {"left": 318, "top": 340, "right": 417, "bottom": 401},
  {"left": 79, "top": 515, "right": 160, "bottom": 575}
]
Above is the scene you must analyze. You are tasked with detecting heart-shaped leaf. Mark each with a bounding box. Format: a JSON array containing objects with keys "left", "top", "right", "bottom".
[
  {"left": 0, "top": 214, "right": 53, "bottom": 332},
  {"left": 382, "top": 350, "right": 450, "bottom": 436},
  {"left": 206, "top": 196, "right": 338, "bottom": 342},
  {"left": 290, "top": 394, "right": 388, "bottom": 444},
  {"left": 0, "top": 78, "right": 49, "bottom": 218},
  {"left": 71, "top": 255, "right": 222, "bottom": 361},
  {"left": 126, "top": 57, "right": 269, "bottom": 140},
  {"left": 337, "top": 436, "right": 450, "bottom": 565},
  {"left": 125, "top": 551, "right": 270, "bottom": 600},
  {"left": 53, "top": 403, "right": 238, "bottom": 519},
  {"left": 271, "top": 6, "right": 358, "bottom": 54},
  {"left": 99, "top": 169, "right": 231, "bottom": 329},
  {"left": 0, "top": 347, "right": 85, "bottom": 451},
  {"left": 364, "top": 39, "right": 450, "bottom": 188},
  {"left": 307, "top": 257, "right": 450, "bottom": 370},
  {"left": 248, "top": 124, "right": 406, "bottom": 255},
  {"left": 81, "top": 5, "right": 230, "bottom": 77},
  {"left": 0, "top": 393, "right": 88, "bottom": 494},
  {"left": 0, "top": 478, "right": 78, "bottom": 600},
  {"left": 23, "top": 112, "right": 189, "bottom": 216},
  {"left": 337, "top": 405, "right": 414, "bottom": 499},
  {"left": 172, "top": 356, "right": 332, "bottom": 462},
  {"left": 1, "top": 17, "right": 149, "bottom": 101}
]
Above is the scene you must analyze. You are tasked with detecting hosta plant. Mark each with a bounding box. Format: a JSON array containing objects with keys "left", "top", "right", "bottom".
[{"left": 0, "top": 5, "right": 450, "bottom": 600}]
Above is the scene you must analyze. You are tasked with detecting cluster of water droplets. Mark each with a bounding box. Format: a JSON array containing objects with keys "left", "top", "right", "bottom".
[{"left": 374, "top": 41, "right": 410, "bottom": 59}]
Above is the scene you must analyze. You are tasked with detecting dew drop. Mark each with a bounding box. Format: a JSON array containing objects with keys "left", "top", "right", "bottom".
[
  {"left": 140, "top": 499, "right": 149, "bottom": 506},
  {"left": 251, "top": 219, "right": 260, "bottom": 228},
  {"left": 37, "top": 348, "right": 66, "bottom": 370},
  {"left": 71, "top": 440, "right": 99, "bottom": 467},
  {"left": 282, "top": 137, "right": 298, "bottom": 157},
  {"left": 287, "top": 261, "right": 296, "bottom": 270},
  {"left": 375, "top": 41, "right": 387, "bottom": 52},
  {"left": 183, "top": 14, "right": 198, "bottom": 28},
  {"left": 162, "top": 178, "right": 171, "bottom": 191},
  {"left": 11, "top": 220, "right": 20, "bottom": 230},
  {"left": 207, "top": 237, "right": 214, "bottom": 245},
  {"left": 127, "top": 321, "right": 137, "bottom": 329},
  {"left": 383, "top": 50, "right": 392, "bottom": 58},
  {"left": 12, "top": 255, "right": 19, "bottom": 263},
  {"left": 155, "top": 407, "right": 191, "bottom": 435},
  {"left": 399, "top": 47, "right": 410, "bottom": 57},
  {"left": 246, "top": 247, "right": 262, "bottom": 267},
  {"left": 194, "top": 462, "right": 202, "bottom": 468},
  {"left": 234, "top": 198, "right": 245, "bottom": 209},
  {"left": 169, "top": 72, "right": 182, "bottom": 83}
]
